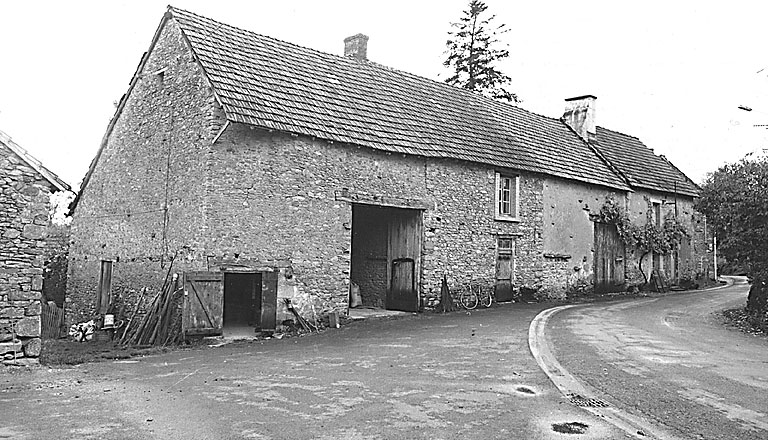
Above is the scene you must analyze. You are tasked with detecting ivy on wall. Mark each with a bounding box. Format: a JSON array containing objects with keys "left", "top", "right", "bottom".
[{"left": 595, "top": 196, "right": 689, "bottom": 285}]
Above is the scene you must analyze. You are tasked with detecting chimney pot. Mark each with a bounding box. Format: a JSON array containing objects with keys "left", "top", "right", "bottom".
[
  {"left": 563, "top": 95, "right": 597, "bottom": 141},
  {"left": 344, "top": 33, "right": 369, "bottom": 61}
]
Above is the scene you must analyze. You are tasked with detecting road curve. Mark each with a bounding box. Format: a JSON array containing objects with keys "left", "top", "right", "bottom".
[{"left": 532, "top": 277, "right": 768, "bottom": 440}]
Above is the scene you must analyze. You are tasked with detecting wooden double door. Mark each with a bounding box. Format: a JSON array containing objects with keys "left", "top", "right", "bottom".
[{"left": 182, "top": 271, "right": 278, "bottom": 337}]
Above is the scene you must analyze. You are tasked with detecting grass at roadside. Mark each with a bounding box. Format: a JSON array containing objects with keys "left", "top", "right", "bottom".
[{"left": 40, "top": 339, "right": 173, "bottom": 366}]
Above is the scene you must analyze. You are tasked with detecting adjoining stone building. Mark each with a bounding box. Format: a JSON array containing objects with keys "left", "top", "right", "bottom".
[
  {"left": 1, "top": 129, "right": 71, "bottom": 365},
  {"left": 67, "top": 7, "right": 709, "bottom": 337}
]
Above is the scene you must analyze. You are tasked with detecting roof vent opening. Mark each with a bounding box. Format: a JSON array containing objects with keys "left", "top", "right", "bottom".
[{"left": 344, "top": 34, "right": 369, "bottom": 61}]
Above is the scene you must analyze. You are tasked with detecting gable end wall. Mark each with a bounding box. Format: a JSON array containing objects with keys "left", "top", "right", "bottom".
[
  {"left": 1, "top": 142, "right": 53, "bottom": 364},
  {"left": 67, "top": 19, "right": 221, "bottom": 324}
]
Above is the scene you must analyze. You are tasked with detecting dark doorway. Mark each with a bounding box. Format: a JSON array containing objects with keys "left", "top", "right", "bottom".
[
  {"left": 594, "top": 222, "right": 626, "bottom": 293},
  {"left": 224, "top": 273, "right": 262, "bottom": 329},
  {"left": 350, "top": 205, "right": 422, "bottom": 312}
]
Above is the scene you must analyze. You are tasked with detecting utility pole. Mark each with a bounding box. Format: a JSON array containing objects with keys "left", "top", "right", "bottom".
[{"left": 713, "top": 235, "right": 718, "bottom": 281}]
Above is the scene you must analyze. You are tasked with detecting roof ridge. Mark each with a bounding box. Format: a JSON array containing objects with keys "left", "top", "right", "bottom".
[{"left": 167, "top": 6, "right": 537, "bottom": 117}]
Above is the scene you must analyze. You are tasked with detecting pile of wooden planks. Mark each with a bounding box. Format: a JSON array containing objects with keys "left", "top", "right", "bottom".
[
  {"left": 118, "top": 272, "right": 183, "bottom": 346},
  {"left": 283, "top": 298, "right": 317, "bottom": 332}
]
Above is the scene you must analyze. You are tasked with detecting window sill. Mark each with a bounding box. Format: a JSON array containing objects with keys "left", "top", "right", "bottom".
[{"left": 494, "top": 215, "right": 521, "bottom": 223}]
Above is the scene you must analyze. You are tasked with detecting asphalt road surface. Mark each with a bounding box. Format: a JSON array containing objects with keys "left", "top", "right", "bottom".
[
  {"left": 547, "top": 277, "right": 768, "bottom": 440},
  {"left": 1, "top": 303, "right": 630, "bottom": 440}
]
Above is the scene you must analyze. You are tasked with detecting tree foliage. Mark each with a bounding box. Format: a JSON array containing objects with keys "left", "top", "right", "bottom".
[
  {"left": 696, "top": 158, "right": 768, "bottom": 281},
  {"left": 443, "top": 0, "right": 519, "bottom": 103},
  {"left": 696, "top": 158, "right": 768, "bottom": 317}
]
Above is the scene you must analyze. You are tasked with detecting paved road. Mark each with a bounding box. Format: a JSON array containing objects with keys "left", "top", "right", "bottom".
[
  {"left": 0, "top": 304, "right": 629, "bottom": 440},
  {"left": 547, "top": 278, "right": 768, "bottom": 440}
]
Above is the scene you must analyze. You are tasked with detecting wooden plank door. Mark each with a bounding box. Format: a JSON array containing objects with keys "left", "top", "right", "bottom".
[
  {"left": 386, "top": 209, "right": 422, "bottom": 312},
  {"left": 183, "top": 271, "right": 223, "bottom": 336},
  {"left": 495, "top": 237, "right": 515, "bottom": 302},
  {"left": 260, "top": 271, "right": 278, "bottom": 332},
  {"left": 388, "top": 258, "right": 417, "bottom": 312},
  {"left": 594, "top": 222, "right": 625, "bottom": 293}
]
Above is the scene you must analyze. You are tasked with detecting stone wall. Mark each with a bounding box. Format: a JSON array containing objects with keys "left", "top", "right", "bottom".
[
  {"left": 1, "top": 142, "right": 53, "bottom": 365},
  {"left": 67, "top": 19, "right": 216, "bottom": 325},
  {"left": 421, "top": 163, "right": 541, "bottom": 305},
  {"left": 68, "top": 14, "right": 711, "bottom": 331}
]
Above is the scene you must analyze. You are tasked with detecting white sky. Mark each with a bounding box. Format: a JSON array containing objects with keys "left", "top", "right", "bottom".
[{"left": 1, "top": 1, "right": 767, "bottom": 189}]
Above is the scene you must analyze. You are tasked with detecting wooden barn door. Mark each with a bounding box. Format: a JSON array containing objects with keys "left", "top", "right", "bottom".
[
  {"left": 389, "top": 258, "right": 415, "bottom": 311},
  {"left": 594, "top": 222, "right": 625, "bottom": 293},
  {"left": 386, "top": 209, "right": 422, "bottom": 312},
  {"left": 183, "top": 271, "right": 223, "bottom": 337}
]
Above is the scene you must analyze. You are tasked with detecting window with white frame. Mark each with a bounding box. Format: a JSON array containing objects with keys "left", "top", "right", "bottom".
[{"left": 495, "top": 173, "right": 519, "bottom": 220}]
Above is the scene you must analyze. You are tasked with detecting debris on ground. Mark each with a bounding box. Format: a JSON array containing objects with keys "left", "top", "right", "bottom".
[
  {"left": 720, "top": 307, "right": 768, "bottom": 337},
  {"left": 551, "top": 422, "right": 589, "bottom": 434}
]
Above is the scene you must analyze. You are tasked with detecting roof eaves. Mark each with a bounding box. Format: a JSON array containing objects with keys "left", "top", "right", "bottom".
[
  {"left": 0, "top": 130, "right": 72, "bottom": 193},
  {"left": 659, "top": 155, "right": 702, "bottom": 196}
]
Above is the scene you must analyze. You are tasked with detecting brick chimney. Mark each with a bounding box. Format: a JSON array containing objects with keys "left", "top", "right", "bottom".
[
  {"left": 344, "top": 34, "right": 369, "bottom": 61},
  {"left": 563, "top": 95, "right": 597, "bottom": 141}
]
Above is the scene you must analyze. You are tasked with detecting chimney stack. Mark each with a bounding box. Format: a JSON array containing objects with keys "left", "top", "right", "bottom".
[
  {"left": 563, "top": 95, "right": 597, "bottom": 141},
  {"left": 344, "top": 34, "right": 369, "bottom": 61}
]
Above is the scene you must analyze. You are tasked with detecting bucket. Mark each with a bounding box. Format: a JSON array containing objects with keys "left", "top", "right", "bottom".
[{"left": 103, "top": 314, "right": 115, "bottom": 329}]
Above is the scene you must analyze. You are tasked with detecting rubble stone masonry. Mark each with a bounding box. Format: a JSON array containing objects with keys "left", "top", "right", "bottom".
[
  {"left": 67, "top": 20, "right": 217, "bottom": 325},
  {"left": 68, "top": 19, "right": 549, "bottom": 321},
  {"left": 67, "top": 17, "right": 710, "bottom": 327},
  {"left": 1, "top": 142, "right": 51, "bottom": 365}
]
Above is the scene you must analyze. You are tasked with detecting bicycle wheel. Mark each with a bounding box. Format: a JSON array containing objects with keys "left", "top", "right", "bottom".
[
  {"left": 480, "top": 287, "right": 493, "bottom": 308},
  {"left": 460, "top": 288, "right": 478, "bottom": 310}
]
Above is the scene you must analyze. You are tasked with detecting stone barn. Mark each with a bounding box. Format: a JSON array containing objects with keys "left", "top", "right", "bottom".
[
  {"left": 67, "top": 7, "right": 708, "bottom": 338},
  {"left": 1, "top": 129, "right": 71, "bottom": 365}
]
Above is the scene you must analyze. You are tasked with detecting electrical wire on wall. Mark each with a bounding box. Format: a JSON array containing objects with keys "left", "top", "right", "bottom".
[{"left": 160, "top": 86, "right": 176, "bottom": 269}]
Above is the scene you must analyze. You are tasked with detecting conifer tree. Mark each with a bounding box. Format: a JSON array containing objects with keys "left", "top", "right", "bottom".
[{"left": 443, "top": 0, "right": 519, "bottom": 103}]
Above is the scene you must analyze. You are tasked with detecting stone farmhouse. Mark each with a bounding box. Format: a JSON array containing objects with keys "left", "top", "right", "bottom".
[
  {"left": 66, "top": 7, "right": 708, "bottom": 337},
  {"left": 1, "top": 130, "right": 71, "bottom": 364}
]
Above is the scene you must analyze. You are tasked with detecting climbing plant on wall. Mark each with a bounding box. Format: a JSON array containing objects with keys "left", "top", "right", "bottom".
[{"left": 596, "top": 196, "right": 689, "bottom": 286}]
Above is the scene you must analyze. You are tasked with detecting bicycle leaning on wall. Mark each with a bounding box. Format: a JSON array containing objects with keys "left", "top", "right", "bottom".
[{"left": 459, "top": 282, "right": 494, "bottom": 310}]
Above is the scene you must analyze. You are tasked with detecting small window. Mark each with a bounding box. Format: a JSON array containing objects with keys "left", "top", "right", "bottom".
[
  {"left": 498, "top": 236, "right": 515, "bottom": 254},
  {"left": 495, "top": 173, "right": 519, "bottom": 220},
  {"left": 96, "top": 260, "right": 114, "bottom": 314},
  {"left": 652, "top": 201, "right": 661, "bottom": 226}
]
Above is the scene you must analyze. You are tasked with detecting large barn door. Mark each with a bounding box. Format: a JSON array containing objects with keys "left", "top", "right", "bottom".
[
  {"left": 594, "top": 222, "right": 625, "bottom": 293},
  {"left": 183, "top": 271, "right": 223, "bottom": 337}
]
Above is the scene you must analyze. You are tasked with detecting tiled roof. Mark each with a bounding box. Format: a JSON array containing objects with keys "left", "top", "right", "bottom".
[
  {"left": 592, "top": 127, "right": 700, "bottom": 197},
  {"left": 169, "top": 7, "right": 629, "bottom": 191}
]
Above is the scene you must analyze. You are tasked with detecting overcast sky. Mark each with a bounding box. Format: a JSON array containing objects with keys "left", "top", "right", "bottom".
[{"left": 1, "top": 1, "right": 767, "bottom": 189}]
